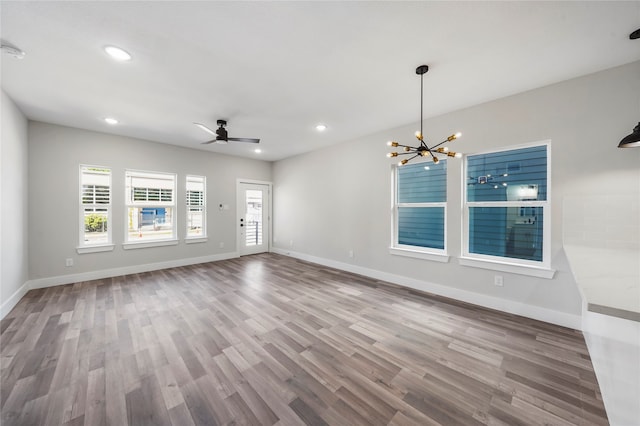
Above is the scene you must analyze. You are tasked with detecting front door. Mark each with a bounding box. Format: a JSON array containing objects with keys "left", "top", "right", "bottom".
[{"left": 237, "top": 182, "right": 270, "bottom": 256}]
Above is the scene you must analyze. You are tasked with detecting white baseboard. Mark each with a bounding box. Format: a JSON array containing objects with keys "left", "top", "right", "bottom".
[
  {"left": 272, "top": 247, "right": 581, "bottom": 330},
  {"left": 27, "top": 251, "right": 240, "bottom": 290},
  {"left": 1, "top": 281, "right": 30, "bottom": 319},
  {"left": 3, "top": 252, "right": 240, "bottom": 319}
]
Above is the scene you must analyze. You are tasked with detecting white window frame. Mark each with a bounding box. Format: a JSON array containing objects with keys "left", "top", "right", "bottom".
[
  {"left": 185, "top": 175, "right": 207, "bottom": 243},
  {"left": 77, "top": 165, "right": 114, "bottom": 254},
  {"left": 389, "top": 160, "right": 449, "bottom": 263},
  {"left": 460, "top": 141, "right": 554, "bottom": 278},
  {"left": 123, "top": 169, "right": 178, "bottom": 249}
]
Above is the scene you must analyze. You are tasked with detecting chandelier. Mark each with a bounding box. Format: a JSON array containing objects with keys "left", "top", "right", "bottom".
[{"left": 387, "top": 65, "right": 462, "bottom": 166}]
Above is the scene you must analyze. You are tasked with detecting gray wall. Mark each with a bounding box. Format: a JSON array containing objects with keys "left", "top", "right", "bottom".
[
  {"left": 28, "top": 122, "right": 272, "bottom": 281},
  {"left": 1, "top": 90, "right": 29, "bottom": 316},
  {"left": 272, "top": 60, "right": 640, "bottom": 323}
]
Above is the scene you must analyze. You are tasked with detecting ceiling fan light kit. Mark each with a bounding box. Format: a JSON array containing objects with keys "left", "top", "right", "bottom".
[
  {"left": 196, "top": 120, "right": 260, "bottom": 145},
  {"left": 387, "top": 65, "right": 463, "bottom": 166}
]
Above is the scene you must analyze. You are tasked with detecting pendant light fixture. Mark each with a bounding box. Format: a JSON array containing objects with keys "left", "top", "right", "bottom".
[
  {"left": 618, "top": 122, "right": 640, "bottom": 148},
  {"left": 387, "top": 65, "right": 462, "bottom": 166}
]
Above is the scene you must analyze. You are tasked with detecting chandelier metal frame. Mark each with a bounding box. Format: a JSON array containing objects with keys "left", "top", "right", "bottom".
[{"left": 387, "top": 65, "right": 462, "bottom": 166}]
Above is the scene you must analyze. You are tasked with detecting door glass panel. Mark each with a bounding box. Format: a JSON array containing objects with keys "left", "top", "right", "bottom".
[{"left": 245, "top": 189, "right": 263, "bottom": 246}]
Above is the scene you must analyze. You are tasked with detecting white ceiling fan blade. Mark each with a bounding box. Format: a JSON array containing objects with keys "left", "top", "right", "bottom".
[{"left": 193, "top": 122, "right": 216, "bottom": 136}]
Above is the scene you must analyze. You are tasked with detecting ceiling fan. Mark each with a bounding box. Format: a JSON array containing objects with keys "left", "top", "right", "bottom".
[{"left": 194, "top": 119, "right": 260, "bottom": 145}]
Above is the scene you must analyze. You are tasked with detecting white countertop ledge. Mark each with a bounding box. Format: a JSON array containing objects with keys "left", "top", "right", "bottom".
[{"left": 564, "top": 244, "right": 640, "bottom": 322}]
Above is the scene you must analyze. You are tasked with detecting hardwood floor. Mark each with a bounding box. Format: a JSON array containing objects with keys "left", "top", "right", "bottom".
[{"left": 1, "top": 253, "right": 608, "bottom": 425}]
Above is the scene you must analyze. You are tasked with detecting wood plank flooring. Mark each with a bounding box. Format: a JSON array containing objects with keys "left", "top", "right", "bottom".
[{"left": 1, "top": 253, "right": 608, "bottom": 425}]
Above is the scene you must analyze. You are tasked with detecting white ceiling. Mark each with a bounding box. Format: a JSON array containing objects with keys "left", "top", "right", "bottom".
[{"left": 2, "top": 1, "right": 639, "bottom": 161}]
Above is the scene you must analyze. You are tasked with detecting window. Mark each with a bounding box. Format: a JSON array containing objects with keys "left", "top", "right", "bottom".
[
  {"left": 186, "top": 175, "right": 206, "bottom": 240},
  {"left": 79, "top": 165, "right": 112, "bottom": 250},
  {"left": 463, "top": 143, "right": 550, "bottom": 269},
  {"left": 391, "top": 160, "right": 448, "bottom": 259},
  {"left": 125, "top": 170, "right": 176, "bottom": 244}
]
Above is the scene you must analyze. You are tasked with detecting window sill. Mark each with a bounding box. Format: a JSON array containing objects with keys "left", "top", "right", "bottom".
[
  {"left": 123, "top": 239, "right": 179, "bottom": 250},
  {"left": 77, "top": 244, "right": 115, "bottom": 254},
  {"left": 185, "top": 237, "right": 208, "bottom": 244},
  {"left": 389, "top": 247, "right": 450, "bottom": 263},
  {"left": 458, "top": 256, "right": 555, "bottom": 279}
]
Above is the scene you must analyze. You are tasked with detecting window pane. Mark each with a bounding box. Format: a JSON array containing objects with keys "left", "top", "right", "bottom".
[
  {"left": 187, "top": 207, "right": 203, "bottom": 237},
  {"left": 186, "top": 176, "right": 205, "bottom": 238},
  {"left": 469, "top": 206, "right": 543, "bottom": 261},
  {"left": 127, "top": 207, "right": 174, "bottom": 241},
  {"left": 398, "top": 207, "right": 445, "bottom": 249},
  {"left": 398, "top": 161, "right": 447, "bottom": 203},
  {"left": 245, "top": 190, "right": 263, "bottom": 246},
  {"left": 467, "top": 145, "right": 547, "bottom": 202},
  {"left": 83, "top": 208, "right": 108, "bottom": 245}
]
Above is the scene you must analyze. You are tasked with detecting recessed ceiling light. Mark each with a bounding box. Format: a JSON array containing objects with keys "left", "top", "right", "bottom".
[
  {"left": 315, "top": 124, "right": 327, "bottom": 132},
  {"left": 104, "top": 45, "right": 131, "bottom": 61},
  {"left": 104, "top": 117, "right": 118, "bottom": 125},
  {"left": 254, "top": 148, "right": 262, "bottom": 154}
]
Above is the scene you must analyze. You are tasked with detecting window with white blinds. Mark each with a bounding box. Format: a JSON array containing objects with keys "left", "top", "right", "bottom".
[
  {"left": 464, "top": 143, "right": 550, "bottom": 267},
  {"left": 79, "top": 165, "right": 111, "bottom": 247},
  {"left": 186, "top": 175, "right": 206, "bottom": 239},
  {"left": 392, "top": 160, "right": 447, "bottom": 253},
  {"left": 125, "top": 170, "right": 176, "bottom": 243}
]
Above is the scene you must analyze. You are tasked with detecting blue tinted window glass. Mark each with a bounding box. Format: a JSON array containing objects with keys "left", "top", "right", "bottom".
[
  {"left": 398, "top": 161, "right": 446, "bottom": 203},
  {"left": 398, "top": 207, "right": 445, "bottom": 249},
  {"left": 469, "top": 207, "right": 543, "bottom": 262},
  {"left": 467, "top": 145, "right": 547, "bottom": 202}
]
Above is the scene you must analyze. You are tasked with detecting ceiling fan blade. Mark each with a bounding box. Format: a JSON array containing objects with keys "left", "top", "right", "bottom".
[
  {"left": 194, "top": 122, "right": 217, "bottom": 136},
  {"left": 228, "top": 137, "right": 260, "bottom": 144},
  {"left": 201, "top": 139, "right": 217, "bottom": 144}
]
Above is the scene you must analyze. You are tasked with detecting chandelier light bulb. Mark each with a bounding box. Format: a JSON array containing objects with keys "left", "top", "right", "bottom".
[
  {"left": 399, "top": 159, "right": 408, "bottom": 166},
  {"left": 455, "top": 152, "right": 462, "bottom": 158}
]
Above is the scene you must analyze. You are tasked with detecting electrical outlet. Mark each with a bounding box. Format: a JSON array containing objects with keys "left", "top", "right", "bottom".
[
  {"left": 494, "top": 275, "right": 504, "bottom": 287},
  {"left": 289, "top": 240, "right": 294, "bottom": 247},
  {"left": 65, "top": 258, "right": 73, "bottom": 267},
  {"left": 348, "top": 249, "right": 354, "bottom": 258},
  {"left": 219, "top": 242, "right": 224, "bottom": 249}
]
